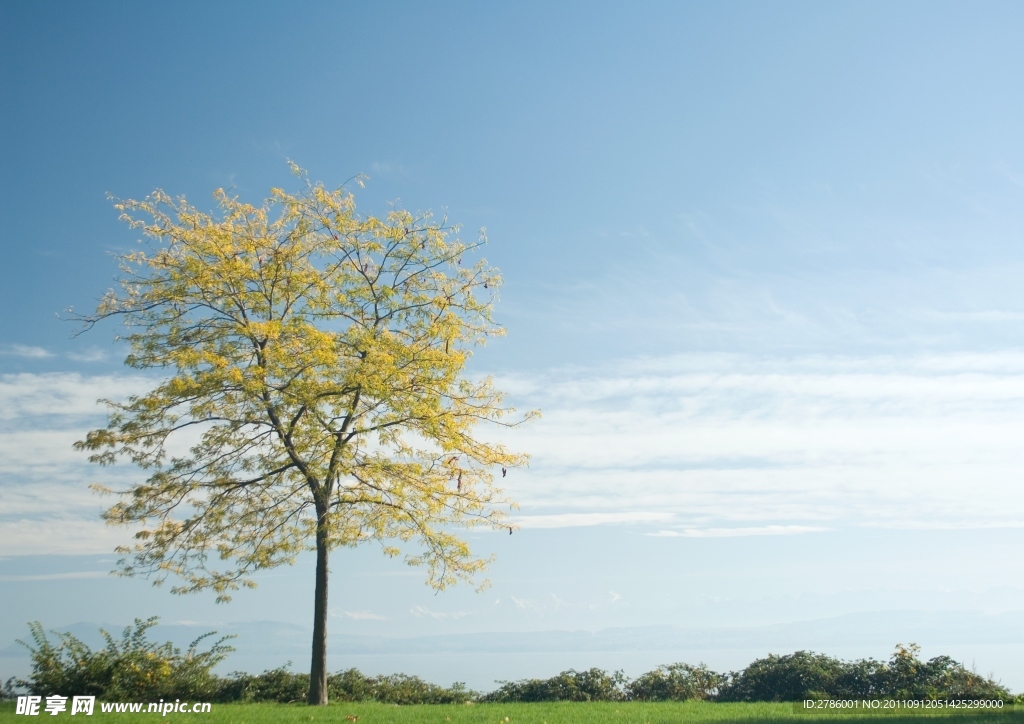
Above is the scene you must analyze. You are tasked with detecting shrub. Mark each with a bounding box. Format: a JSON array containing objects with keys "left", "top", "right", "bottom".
[
  {"left": 1, "top": 677, "right": 22, "bottom": 700},
  {"left": 352, "top": 672, "right": 473, "bottom": 704},
  {"left": 480, "top": 668, "right": 627, "bottom": 703},
  {"left": 717, "top": 644, "right": 1012, "bottom": 702},
  {"left": 627, "top": 662, "right": 724, "bottom": 701},
  {"left": 718, "top": 651, "right": 849, "bottom": 702},
  {"left": 13, "top": 620, "right": 1014, "bottom": 707},
  {"left": 16, "top": 618, "right": 233, "bottom": 701},
  {"left": 215, "top": 665, "right": 308, "bottom": 703},
  {"left": 879, "top": 644, "right": 1010, "bottom": 701},
  {"left": 214, "top": 666, "right": 473, "bottom": 704}
]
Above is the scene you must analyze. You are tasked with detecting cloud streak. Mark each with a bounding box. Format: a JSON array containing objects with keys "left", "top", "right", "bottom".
[
  {"left": 2, "top": 345, "right": 55, "bottom": 359},
  {"left": 5, "top": 354, "right": 1024, "bottom": 555},
  {"left": 498, "top": 352, "right": 1024, "bottom": 531},
  {"left": 331, "top": 609, "right": 387, "bottom": 621},
  {"left": 0, "top": 570, "right": 111, "bottom": 582},
  {"left": 648, "top": 525, "right": 828, "bottom": 538},
  {"left": 515, "top": 512, "right": 672, "bottom": 528}
]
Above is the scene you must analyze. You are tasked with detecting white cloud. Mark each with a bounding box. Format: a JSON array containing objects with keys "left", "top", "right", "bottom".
[
  {"left": 6, "top": 355, "right": 1024, "bottom": 556},
  {"left": 509, "top": 596, "right": 538, "bottom": 612},
  {"left": 648, "top": 525, "right": 828, "bottom": 538},
  {"left": 515, "top": 512, "right": 673, "bottom": 528},
  {"left": 0, "top": 373, "right": 152, "bottom": 420},
  {"left": 368, "top": 161, "right": 412, "bottom": 179},
  {"left": 331, "top": 609, "right": 387, "bottom": 621},
  {"left": 409, "top": 605, "right": 470, "bottom": 620},
  {"left": 67, "top": 348, "right": 109, "bottom": 362},
  {"left": 496, "top": 352, "right": 1024, "bottom": 531},
  {"left": 2, "top": 344, "right": 54, "bottom": 359},
  {"left": 0, "top": 518, "right": 133, "bottom": 556},
  {"left": 503, "top": 591, "right": 624, "bottom": 616},
  {"left": 0, "top": 570, "right": 111, "bottom": 582}
]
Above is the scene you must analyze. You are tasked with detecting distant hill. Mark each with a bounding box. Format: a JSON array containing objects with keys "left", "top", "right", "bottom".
[{"left": 6, "top": 609, "right": 1024, "bottom": 661}]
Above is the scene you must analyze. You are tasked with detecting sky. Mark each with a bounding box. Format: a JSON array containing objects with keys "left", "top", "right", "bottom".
[{"left": 6, "top": 0, "right": 1024, "bottom": 690}]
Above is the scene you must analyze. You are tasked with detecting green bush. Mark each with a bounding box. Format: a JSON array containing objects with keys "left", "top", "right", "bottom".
[
  {"left": 215, "top": 665, "right": 473, "bottom": 704},
  {"left": 1, "top": 677, "right": 21, "bottom": 700},
  {"left": 12, "top": 620, "right": 1015, "bottom": 706},
  {"left": 215, "top": 665, "right": 309, "bottom": 703},
  {"left": 627, "top": 662, "right": 725, "bottom": 701},
  {"left": 480, "top": 668, "right": 627, "bottom": 702},
  {"left": 718, "top": 650, "right": 853, "bottom": 702},
  {"left": 349, "top": 672, "right": 474, "bottom": 704},
  {"left": 16, "top": 618, "right": 233, "bottom": 701},
  {"left": 879, "top": 644, "right": 1010, "bottom": 701},
  {"left": 717, "top": 644, "right": 1012, "bottom": 702}
]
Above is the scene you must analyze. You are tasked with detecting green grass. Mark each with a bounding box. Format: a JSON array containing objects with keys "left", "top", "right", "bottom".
[{"left": 2, "top": 701, "right": 1023, "bottom": 723}]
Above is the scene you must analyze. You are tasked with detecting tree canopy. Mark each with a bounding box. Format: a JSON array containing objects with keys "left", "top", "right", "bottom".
[{"left": 75, "top": 166, "right": 535, "bottom": 703}]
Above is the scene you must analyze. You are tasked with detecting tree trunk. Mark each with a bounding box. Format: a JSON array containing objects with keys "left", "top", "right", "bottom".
[{"left": 307, "top": 509, "right": 330, "bottom": 705}]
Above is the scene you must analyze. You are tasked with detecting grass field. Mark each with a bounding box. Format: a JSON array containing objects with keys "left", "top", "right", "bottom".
[{"left": 3, "top": 701, "right": 1024, "bottom": 723}]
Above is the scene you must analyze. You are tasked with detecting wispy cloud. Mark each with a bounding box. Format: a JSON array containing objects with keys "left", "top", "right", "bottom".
[
  {"left": 7, "top": 355, "right": 1024, "bottom": 556},
  {"left": 368, "top": 161, "right": 412, "bottom": 180},
  {"left": 504, "top": 591, "right": 624, "bottom": 616},
  {"left": 648, "top": 525, "right": 827, "bottom": 538},
  {"left": 497, "top": 352, "right": 1024, "bottom": 532},
  {"left": 0, "top": 570, "right": 111, "bottom": 582},
  {"left": 2, "top": 344, "right": 54, "bottom": 359},
  {"left": 67, "top": 348, "right": 109, "bottom": 363},
  {"left": 409, "top": 605, "right": 471, "bottom": 620},
  {"left": 0, "top": 519, "right": 133, "bottom": 556},
  {"left": 911, "top": 310, "right": 1024, "bottom": 323},
  {"left": 331, "top": 609, "right": 387, "bottom": 621},
  {"left": 515, "top": 512, "right": 672, "bottom": 528},
  {"left": 0, "top": 373, "right": 152, "bottom": 421}
]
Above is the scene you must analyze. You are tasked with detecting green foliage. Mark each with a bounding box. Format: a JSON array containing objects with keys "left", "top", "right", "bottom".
[
  {"left": 0, "top": 677, "right": 20, "bottom": 700},
  {"left": 345, "top": 671, "right": 473, "bottom": 705},
  {"left": 718, "top": 644, "right": 1012, "bottom": 702},
  {"left": 14, "top": 699, "right": 1024, "bottom": 723},
  {"left": 11, "top": 620, "right": 1013, "bottom": 706},
  {"left": 215, "top": 665, "right": 309, "bottom": 703},
  {"left": 718, "top": 650, "right": 857, "bottom": 702},
  {"left": 477, "top": 646, "right": 1010, "bottom": 704},
  {"left": 16, "top": 618, "right": 234, "bottom": 701},
  {"left": 479, "top": 668, "right": 627, "bottom": 703},
  {"left": 217, "top": 666, "right": 473, "bottom": 705},
  {"left": 627, "top": 662, "right": 725, "bottom": 701},
  {"left": 880, "top": 644, "right": 1011, "bottom": 702}
]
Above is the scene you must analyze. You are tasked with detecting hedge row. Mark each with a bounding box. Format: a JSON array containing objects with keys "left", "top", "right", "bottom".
[
  {"left": 482, "top": 648, "right": 1011, "bottom": 703},
  {"left": 3, "top": 619, "right": 1014, "bottom": 704}
]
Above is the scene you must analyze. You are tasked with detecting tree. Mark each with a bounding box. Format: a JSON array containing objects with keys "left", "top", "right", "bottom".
[{"left": 74, "top": 165, "right": 535, "bottom": 705}]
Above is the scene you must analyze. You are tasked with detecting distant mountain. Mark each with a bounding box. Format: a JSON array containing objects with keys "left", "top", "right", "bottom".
[{"left": 5, "top": 609, "right": 1024, "bottom": 662}]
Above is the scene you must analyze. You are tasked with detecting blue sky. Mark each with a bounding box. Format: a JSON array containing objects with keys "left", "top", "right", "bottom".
[{"left": 6, "top": 0, "right": 1024, "bottom": 689}]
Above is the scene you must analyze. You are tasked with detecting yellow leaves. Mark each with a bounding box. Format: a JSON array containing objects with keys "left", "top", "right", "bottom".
[{"left": 78, "top": 167, "right": 535, "bottom": 598}]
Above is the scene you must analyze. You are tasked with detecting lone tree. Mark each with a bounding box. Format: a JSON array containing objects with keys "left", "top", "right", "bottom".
[{"left": 74, "top": 166, "right": 534, "bottom": 705}]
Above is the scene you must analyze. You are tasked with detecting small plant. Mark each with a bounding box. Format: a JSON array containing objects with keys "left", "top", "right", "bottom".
[
  {"left": 16, "top": 617, "right": 234, "bottom": 701},
  {"left": 1, "top": 676, "right": 22, "bottom": 700}
]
